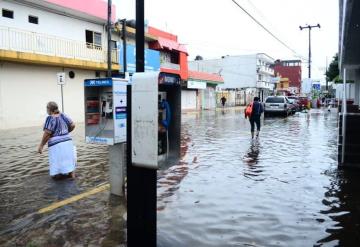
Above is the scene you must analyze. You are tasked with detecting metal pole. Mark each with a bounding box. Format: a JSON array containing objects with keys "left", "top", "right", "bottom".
[
  {"left": 308, "top": 27, "right": 311, "bottom": 79},
  {"left": 61, "top": 84, "right": 64, "bottom": 113},
  {"left": 341, "top": 68, "right": 347, "bottom": 164},
  {"left": 122, "top": 19, "right": 127, "bottom": 73},
  {"left": 107, "top": 0, "right": 112, "bottom": 77},
  {"left": 127, "top": 0, "right": 156, "bottom": 246}
]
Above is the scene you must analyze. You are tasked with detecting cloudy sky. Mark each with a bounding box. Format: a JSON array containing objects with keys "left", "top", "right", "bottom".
[{"left": 114, "top": 0, "right": 339, "bottom": 81}]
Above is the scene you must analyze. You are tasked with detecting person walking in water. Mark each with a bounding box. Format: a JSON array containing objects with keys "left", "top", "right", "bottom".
[
  {"left": 220, "top": 96, "right": 227, "bottom": 108},
  {"left": 245, "top": 97, "right": 264, "bottom": 139},
  {"left": 38, "top": 101, "right": 76, "bottom": 179}
]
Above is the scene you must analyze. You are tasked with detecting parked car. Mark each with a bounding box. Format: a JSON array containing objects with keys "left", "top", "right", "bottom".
[
  {"left": 264, "top": 96, "right": 292, "bottom": 117},
  {"left": 297, "top": 97, "right": 310, "bottom": 110},
  {"left": 287, "top": 96, "right": 300, "bottom": 113}
]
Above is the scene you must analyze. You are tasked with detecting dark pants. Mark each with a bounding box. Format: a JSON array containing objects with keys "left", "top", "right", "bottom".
[{"left": 249, "top": 115, "right": 261, "bottom": 132}]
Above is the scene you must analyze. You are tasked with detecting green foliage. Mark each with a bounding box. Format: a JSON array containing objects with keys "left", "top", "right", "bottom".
[{"left": 326, "top": 53, "right": 339, "bottom": 82}]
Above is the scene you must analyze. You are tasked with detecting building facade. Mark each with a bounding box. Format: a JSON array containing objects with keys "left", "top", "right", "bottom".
[
  {"left": 273, "top": 59, "right": 302, "bottom": 95},
  {"left": 0, "top": 0, "right": 118, "bottom": 129},
  {"left": 188, "top": 53, "right": 275, "bottom": 103}
]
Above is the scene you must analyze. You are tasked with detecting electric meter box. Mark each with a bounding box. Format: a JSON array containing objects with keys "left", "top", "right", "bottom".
[
  {"left": 84, "top": 77, "right": 128, "bottom": 145},
  {"left": 131, "top": 72, "right": 181, "bottom": 169}
]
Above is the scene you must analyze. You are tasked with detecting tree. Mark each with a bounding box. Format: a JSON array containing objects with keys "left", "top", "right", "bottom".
[
  {"left": 194, "top": 55, "right": 203, "bottom": 61},
  {"left": 326, "top": 53, "right": 339, "bottom": 82}
]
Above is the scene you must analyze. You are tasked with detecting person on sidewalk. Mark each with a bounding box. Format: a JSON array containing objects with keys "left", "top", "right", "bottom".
[
  {"left": 221, "top": 96, "right": 227, "bottom": 108},
  {"left": 38, "top": 101, "right": 76, "bottom": 179},
  {"left": 245, "top": 97, "right": 264, "bottom": 139}
]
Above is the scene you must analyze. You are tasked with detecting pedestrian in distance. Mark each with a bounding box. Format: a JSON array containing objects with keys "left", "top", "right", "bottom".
[
  {"left": 244, "top": 97, "right": 264, "bottom": 139},
  {"left": 38, "top": 101, "right": 77, "bottom": 179},
  {"left": 221, "top": 96, "right": 227, "bottom": 108}
]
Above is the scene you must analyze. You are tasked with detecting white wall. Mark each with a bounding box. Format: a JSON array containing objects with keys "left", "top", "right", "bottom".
[
  {"left": 181, "top": 90, "right": 197, "bottom": 110},
  {"left": 0, "top": 62, "right": 93, "bottom": 129},
  {"left": 189, "top": 55, "right": 258, "bottom": 89},
  {"left": 1, "top": 1, "right": 105, "bottom": 45}
]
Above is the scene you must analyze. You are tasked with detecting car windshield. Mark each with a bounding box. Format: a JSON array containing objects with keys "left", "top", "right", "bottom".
[
  {"left": 266, "top": 97, "right": 284, "bottom": 103},
  {"left": 288, "top": 99, "right": 295, "bottom": 103}
]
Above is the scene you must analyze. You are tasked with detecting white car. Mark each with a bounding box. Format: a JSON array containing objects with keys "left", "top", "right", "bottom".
[{"left": 264, "top": 96, "right": 292, "bottom": 116}]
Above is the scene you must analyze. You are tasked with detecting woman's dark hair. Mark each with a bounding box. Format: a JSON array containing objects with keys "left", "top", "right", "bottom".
[
  {"left": 47, "top": 101, "right": 60, "bottom": 114},
  {"left": 254, "top": 97, "right": 260, "bottom": 101}
]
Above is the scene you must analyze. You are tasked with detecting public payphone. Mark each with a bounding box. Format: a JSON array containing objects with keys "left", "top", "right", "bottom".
[
  {"left": 84, "top": 77, "right": 128, "bottom": 145},
  {"left": 131, "top": 72, "right": 181, "bottom": 169}
]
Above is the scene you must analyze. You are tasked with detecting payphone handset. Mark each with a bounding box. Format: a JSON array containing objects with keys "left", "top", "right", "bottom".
[{"left": 131, "top": 72, "right": 159, "bottom": 169}]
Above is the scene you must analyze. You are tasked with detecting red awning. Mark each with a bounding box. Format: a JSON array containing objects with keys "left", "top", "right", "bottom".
[
  {"left": 151, "top": 37, "right": 188, "bottom": 54},
  {"left": 188, "top": 70, "right": 224, "bottom": 83}
]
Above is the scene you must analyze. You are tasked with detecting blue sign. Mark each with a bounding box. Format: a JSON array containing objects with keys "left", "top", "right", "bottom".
[
  {"left": 119, "top": 44, "right": 160, "bottom": 73},
  {"left": 84, "top": 78, "right": 112, "bottom": 87},
  {"left": 312, "top": 83, "right": 321, "bottom": 91}
]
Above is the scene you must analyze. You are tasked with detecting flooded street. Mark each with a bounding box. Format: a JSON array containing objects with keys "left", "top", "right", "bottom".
[
  {"left": 1, "top": 108, "right": 360, "bottom": 246},
  {"left": 0, "top": 125, "right": 126, "bottom": 246},
  {"left": 158, "top": 108, "right": 360, "bottom": 246}
]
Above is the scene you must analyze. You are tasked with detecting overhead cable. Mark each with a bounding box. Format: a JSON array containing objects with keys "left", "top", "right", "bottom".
[{"left": 231, "top": 0, "right": 306, "bottom": 60}]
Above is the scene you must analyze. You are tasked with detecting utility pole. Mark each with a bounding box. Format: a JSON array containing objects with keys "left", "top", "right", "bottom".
[
  {"left": 299, "top": 24, "right": 320, "bottom": 79},
  {"left": 127, "top": 0, "right": 156, "bottom": 246},
  {"left": 107, "top": 0, "right": 112, "bottom": 77}
]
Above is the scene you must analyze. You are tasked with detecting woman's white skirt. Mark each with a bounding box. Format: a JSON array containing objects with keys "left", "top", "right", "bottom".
[{"left": 48, "top": 140, "right": 76, "bottom": 176}]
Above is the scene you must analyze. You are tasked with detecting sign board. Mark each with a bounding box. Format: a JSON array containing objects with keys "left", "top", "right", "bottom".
[
  {"left": 187, "top": 80, "right": 206, "bottom": 89},
  {"left": 57, "top": 72, "right": 66, "bottom": 85},
  {"left": 119, "top": 44, "right": 160, "bottom": 72},
  {"left": 113, "top": 80, "right": 127, "bottom": 143},
  {"left": 131, "top": 72, "right": 158, "bottom": 169}
]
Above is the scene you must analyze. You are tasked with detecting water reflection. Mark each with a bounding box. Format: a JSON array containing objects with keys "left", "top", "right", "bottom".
[
  {"left": 158, "top": 108, "right": 357, "bottom": 247},
  {"left": 317, "top": 168, "right": 360, "bottom": 246}
]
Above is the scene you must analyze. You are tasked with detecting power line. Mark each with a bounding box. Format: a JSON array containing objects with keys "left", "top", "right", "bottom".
[{"left": 231, "top": 0, "right": 306, "bottom": 60}]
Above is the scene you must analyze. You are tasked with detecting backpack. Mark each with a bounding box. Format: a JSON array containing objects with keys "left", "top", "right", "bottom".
[{"left": 245, "top": 103, "right": 253, "bottom": 118}]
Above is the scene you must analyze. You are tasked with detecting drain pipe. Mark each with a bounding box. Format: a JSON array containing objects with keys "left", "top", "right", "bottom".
[{"left": 341, "top": 68, "right": 347, "bottom": 164}]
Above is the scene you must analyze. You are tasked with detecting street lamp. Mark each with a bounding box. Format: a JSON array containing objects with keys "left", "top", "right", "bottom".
[{"left": 299, "top": 24, "right": 321, "bottom": 79}]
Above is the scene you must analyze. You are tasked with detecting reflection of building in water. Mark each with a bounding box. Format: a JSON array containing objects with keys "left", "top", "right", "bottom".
[
  {"left": 316, "top": 169, "right": 360, "bottom": 246},
  {"left": 157, "top": 129, "right": 192, "bottom": 211}
]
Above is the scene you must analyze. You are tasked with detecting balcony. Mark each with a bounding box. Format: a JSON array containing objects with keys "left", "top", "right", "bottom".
[
  {"left": 257, "top": 65, "right": 274, "bottom": 75},
  {"left": 161, "top": 61, "right": 180, "bottom": 70},
  {"left": 0, "top": 26, "right": 118, "bottom": 69},
  {"left": 256, "top": 80, "right": 274, "bottom": 89}
]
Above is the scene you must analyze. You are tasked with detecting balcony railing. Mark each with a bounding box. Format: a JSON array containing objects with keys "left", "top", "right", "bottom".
[
  {"left": 161, "top": 61, "right": 180, "bottom": 70},
  {"left": 0, "top": 26, "right": 118, "bottom": 64}
]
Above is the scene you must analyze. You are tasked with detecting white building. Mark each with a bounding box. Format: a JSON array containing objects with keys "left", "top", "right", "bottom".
[
  {"left": 189, "top": 53, "right": 276, "bottom": 102},
  {"left": 0, "top": 0, "right": 120, "bottom": 129}
]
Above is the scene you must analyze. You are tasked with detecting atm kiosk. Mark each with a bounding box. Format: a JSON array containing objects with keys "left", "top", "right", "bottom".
[{"left": 131, "top": 72, "right": 181, "bottom": 169}]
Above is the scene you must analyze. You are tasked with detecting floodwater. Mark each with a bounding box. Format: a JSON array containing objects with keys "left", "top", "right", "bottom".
[
  {"left": 157, "top": 108, "right": 360, "bottom": 246},
  {"left": 0, "top": 124, "right": 126, "bottom": 246},
  {"left": 1, "top": 108, "right": 360, "bottom": 246}
]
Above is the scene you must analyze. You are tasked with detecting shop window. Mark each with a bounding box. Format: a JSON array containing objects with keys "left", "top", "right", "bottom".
[
  {"left": 86, "top": 30, "right": 102, "bottom": 49},
  {"left": 2, "top": 9, "right": 13, "bottom": 19},
  {"left": 28, "top": 15, "right": 38, "bottom": 24}
]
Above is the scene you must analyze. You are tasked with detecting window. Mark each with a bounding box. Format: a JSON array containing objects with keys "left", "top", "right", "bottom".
[
  {"left": 266, "top": 97, "right": 285, "bottom": 103},
  {"left": 2, "top": 9, "right": 13, "bottom": 19},
  {"left": 86, "top": 30, "right": 102, "bottom": 49},
  {"left": 28, "top": 15, "right": 38, "bottom": 24},
  {"left": 110, "top": 40, "right": 117, "bottom": 50}
]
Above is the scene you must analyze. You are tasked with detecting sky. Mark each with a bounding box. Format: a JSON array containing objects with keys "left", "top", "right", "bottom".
[{"left": 113, "top": 0, "right": 339, "bottom": 82}]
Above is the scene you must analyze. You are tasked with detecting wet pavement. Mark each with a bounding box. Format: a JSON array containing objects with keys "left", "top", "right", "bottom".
[
  {"left": 157, "top": 108, "right": 360, "bottom": 246},
  {"left": 1, "top": 108, "right": 360, "bottom": 246},
  {"left": 0, "top": 125, "right": 126, "bottom": 246}
]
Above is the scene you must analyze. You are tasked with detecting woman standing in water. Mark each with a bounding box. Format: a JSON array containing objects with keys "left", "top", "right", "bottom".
[{"left": 38, "top": 101, "right": 76, "bottom": 179}]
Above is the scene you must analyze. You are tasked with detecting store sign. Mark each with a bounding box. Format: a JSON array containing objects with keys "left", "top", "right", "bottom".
[
  {"left": 159, "top": 73, "right": 180, "bottom": 85},
  {"left": 187, "top": 80, "right": 206, "bottom": 89},
  {"left": 119, "top": 44, "right": 160, "bottom": 72}
]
